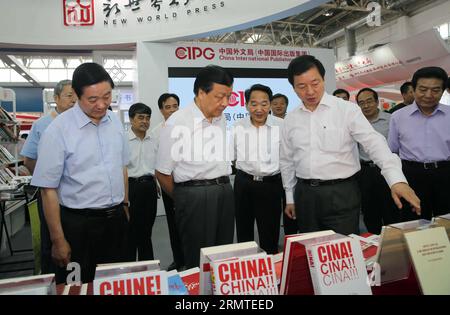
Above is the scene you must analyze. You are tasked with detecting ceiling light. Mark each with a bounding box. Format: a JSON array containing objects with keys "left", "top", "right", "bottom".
[
  {"left": 324, "top": 11, "right": 333, "bottom": 17},
  {"left": 10, "top": 64, "right": 16, "bottom": 67}
]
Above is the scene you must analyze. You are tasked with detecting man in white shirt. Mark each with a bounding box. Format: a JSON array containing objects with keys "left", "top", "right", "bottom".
[
  {"left": 280, "top": 55, "right": 420, "bottom": 235},
  {"left": 156, "top": 65, "right": 234, "bottom": 268},
  {"left": 232, "top": 84, "right": 284, "bottom": 254},
  {"left": 151, "top": 93, "right": 184, "bottom": 271},
  {"left": 127, "top": 102, "right": 158, "bottom": 261}
]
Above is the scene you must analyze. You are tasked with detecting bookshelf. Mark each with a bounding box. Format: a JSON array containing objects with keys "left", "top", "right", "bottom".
[{"left": 0, "top": 87, "right": 32, "bottom": 267}]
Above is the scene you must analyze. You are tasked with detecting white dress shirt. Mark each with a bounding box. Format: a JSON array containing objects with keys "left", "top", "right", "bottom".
[
  {"left": 149, "top": 121, "right": 164, "bottom": 148},
  {"left": 155, "top": 101, "right": 231, "bottom": 183},
  {"left": 127, "top": 127, "right": 157, "bottom": 178},
  {"left": 280, "top": 93, "right": 406, "bottom": 204},
  {"left": 231, "top": 115, "right": 283, "bottom": 176}
]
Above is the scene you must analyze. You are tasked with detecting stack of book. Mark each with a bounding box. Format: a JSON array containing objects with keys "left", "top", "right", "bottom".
[
  {"left": 93, "top": 260, "right": 169, "bottom": 295},
  {"left": 0, "top": 145, "right": 16, "bottom": 164},
  {"left": 279, "top": 230, "right": 335, "bottom": 295}
]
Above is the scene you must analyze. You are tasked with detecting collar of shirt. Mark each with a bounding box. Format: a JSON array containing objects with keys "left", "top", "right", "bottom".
[
  {"left": 298, "top": 92, "right": 334, "bottom": 112},
  {"left": 409, "top": 102, "right": 446, "bottom": 117},
  {"left": 192, "top": 101, "right": 222, "bottom": 125},
  {"left": 240, "top": 115, "right": 278, "bottom": 128},
  {"left": 128, "top": 127, "right": 151, "bottom": 141},
  {"left": 371, "top": 110, "right": 390, "bottom": 123},
  {"left": 73, "top": 103, "right": 111, "bottom": 129}
]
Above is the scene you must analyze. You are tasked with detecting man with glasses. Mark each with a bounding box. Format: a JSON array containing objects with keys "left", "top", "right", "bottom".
[
  {"left": 21, "top": 79, "right": 76, "bottom": 275},
  {"left": 356, "top": 88, "right": 398, "bottom": 234}
]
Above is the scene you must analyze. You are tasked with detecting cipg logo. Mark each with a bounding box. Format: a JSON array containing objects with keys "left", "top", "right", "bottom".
[
  {"left": 63, "top": 0, "right": 95, "bottom": 26},
  {"left": 228, "top": 91, "right": 245, "bottom": 107},
  {"left": 175, "top": 46, "right": 216, "bottom": 60},
  {"left": 366, "top": 2, "right": 381, "bottom": 27}
]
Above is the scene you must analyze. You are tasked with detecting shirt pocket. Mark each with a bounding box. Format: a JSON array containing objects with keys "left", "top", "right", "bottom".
[{"left": 319, "top": 128, "right": 345, "bottom": 153}]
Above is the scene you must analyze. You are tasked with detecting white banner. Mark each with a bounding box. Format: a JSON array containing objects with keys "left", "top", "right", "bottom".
[{"left": 0, "top": 0, "right": 328, "bottom": 45}]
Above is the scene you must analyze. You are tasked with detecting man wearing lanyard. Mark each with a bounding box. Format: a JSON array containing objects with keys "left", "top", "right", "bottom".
[
  {"left": 31, "top": 63, "right": 130, "bottom": 283},
  {"left": 127, "top": 102, "right": 158, "bottom": 261},
  {"left": 21, "top": 80, "right": 76, "bottom": 275},
  {"left": 389, "top": 66, "right": 450, "bottom": 221},
  {"left": 156, "top": 65, "right": 234, "bottom": 269},
  {"left": 232, "top": 84, "right": 284, "bottom": 254},
  {"left": 280, "top": 55, "right": 420, "bottom": 235}
]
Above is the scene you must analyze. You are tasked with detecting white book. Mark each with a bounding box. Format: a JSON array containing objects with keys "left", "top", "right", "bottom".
[
  {"left": 95, "top": 260, "right": 160, "bottom": 279},
  {"left": 199, "top": 241, "right": 260, "bottom": 295},
  {"left": 210, "top": 253, "right": 278, "bottom": 295},
  {"left": 302, "top": 234, "right": 372, "bottom": 295},
  {"left": 93, "top": 270, "right": 168, "bottom": 295}
]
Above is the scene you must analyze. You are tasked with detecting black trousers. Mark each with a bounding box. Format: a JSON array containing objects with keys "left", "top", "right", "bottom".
[
  {"left": 282, "top": 192, "right": 299, "bottom": 235},
  {"left": 401, "top": 162, "right": 450, "bottom": 221},
  {"left": 173, "top": 182, "right": 235, "bottom": 269},
  {"left": 36, "top": 191, "right": 56, "bottom": 275},
  {"left": 234, "top": 171, "right": 283, "bottom": 254},
  {"left": 128, "top": 178, "right": 158, "bottom": 261},
  {"left": 357, "top": 163, "right": 399, "bottom": 234},
  {"left": 294, "top": 176, "right": 360, "bottom": 235},
  {"left": 162, "top": 189, "right": 185, "bottom": 267},
  {"left": 56, "top": 205, "right": 128, "bottom": 284}
]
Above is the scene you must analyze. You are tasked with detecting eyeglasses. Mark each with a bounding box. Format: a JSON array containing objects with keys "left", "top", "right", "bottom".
[{"left": 358, "top": 99, "right": 377, "bottom": 107}]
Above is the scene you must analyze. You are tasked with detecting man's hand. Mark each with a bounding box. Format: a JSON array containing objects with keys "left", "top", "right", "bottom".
[
  {"left": 391, "top": 182, "right": 421, "bottom": 215},
  {"left": 52, "top": 238, "right": 71, "bottom": 268},
  {"left": 123, "top": 205, "right": 130, "bottom": 222},
  {"left": 285, "top": 203, "right": 296, "bottom": 220}
]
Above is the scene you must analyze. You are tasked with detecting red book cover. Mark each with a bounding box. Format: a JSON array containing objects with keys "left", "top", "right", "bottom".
[
  {"left": 279, "top": 230, "right": 335, "bottom": 295},
  {"left": 179, "top": 267, "right": 200, "bottom": 295}
]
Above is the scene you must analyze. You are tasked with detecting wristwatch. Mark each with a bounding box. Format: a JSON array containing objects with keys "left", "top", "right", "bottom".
[{"left": 123, "top": 201, "right": 130, "bottom": 207}]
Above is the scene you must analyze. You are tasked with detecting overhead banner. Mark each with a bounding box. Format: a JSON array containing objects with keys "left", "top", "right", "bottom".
[
  {"left": 167, "top": 42, "right": 335, "bottom": 70},
  {"left": 0, "top": 0, "right": 329, "bottom": 45}
]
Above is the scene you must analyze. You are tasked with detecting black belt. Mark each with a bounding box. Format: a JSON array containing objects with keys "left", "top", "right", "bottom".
[
  {"left": 402, "top": 160, "right": 450, "bottom": 170},
  {"left": 297, "top": 174, "right": 355, "bottom": 187},
  {"left": 61, "top": 204, "right": 124, "bottom": 218},
  {"left": 176, "top": 176, "right": 230, "bottom": 187},
  {"left": 360, "top": 160, "right": 377, "bottom": 168},
  {"left": 129, "top": 175, "right": 155, "bottom": 183},
  {"left": 237, "top": 170, "right": 281, "bottom": 182}
]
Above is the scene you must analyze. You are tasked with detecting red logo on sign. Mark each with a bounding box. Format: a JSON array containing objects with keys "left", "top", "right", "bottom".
[
  {"left": 175, "top": 47, "right": 216, "bottom": 60},
  {"left": 63, "top": 0, "right": 95, "bottom": 26},
  {"left": 228, "top": 91, "right": 245, "bottom": 107}
]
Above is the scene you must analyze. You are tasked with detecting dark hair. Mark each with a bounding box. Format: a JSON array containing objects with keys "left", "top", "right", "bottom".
[
  {"left": 332, "top": 89, "right": 350, "bottom": 99},
  {"left": 272, "top": 93, "right": 289, "bottom": 105},
  {"left": 244, "top": 84, "right": 273, "bottom": 103},
  {"left": 128, "top": 102, "right": 152, "bottom": 119},
  {"left": 447, "top": 77, "right": 450, "bottom": 90},
  {"left": 356, "top": 88, "right": 379, "bottom": 103},
  {"left": 412, "top": 67, "right": 447, "bottom": 91},
  {"left": 72, "top": 62, "right": 114, "bottom": 98},
  {"left": 400, "top": 81, "right": 413, "bottom": 95},
  {"left": 287, "top": 55, "right": 325, "bottom": 86},
  {"left": 158, "top": 93, "right": 180, "bottom": 109},
  {"left": 193, "top": 65, "right": 234, "bottom": 96}
]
